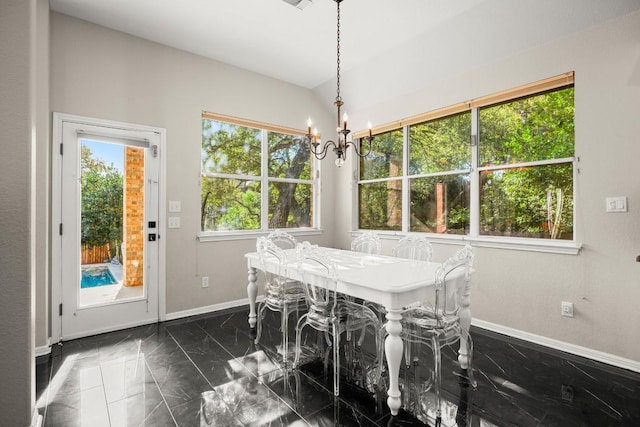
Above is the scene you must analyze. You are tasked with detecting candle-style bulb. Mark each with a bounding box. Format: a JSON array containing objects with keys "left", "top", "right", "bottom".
[
  {"left": 343, "top": 112, "right": 348, "bottom": 130},
  {"left": 368, "top": 121, "right": 372, "bottom": 137},
  {"left": 307, "top": 117, "right": 313, "bottom": 127}
]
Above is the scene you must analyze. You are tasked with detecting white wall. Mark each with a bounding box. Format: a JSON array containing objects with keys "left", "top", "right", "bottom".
[
  {"left": 0, "top": 0, "right": 36, "bottom": 424},
  {"left": 49, "top": 13, "right": 336, "bottom": 321},
  {"left": 338, "top": 11, "right": 640, "bottom": 364},
  {"left": 35, "top": 0, "right": 50, "bottom": 354}
]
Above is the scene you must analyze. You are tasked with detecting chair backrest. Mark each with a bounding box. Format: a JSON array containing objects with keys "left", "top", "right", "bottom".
[
  {"left": 434, "top": 244, "right": 474, "bottom": 319},
  {"left": 266, "top": 229, "right": 297, "bottom": 250},
  {"left": 392, "top": 236, "right": 433, "bottom": 262},
  {"left": 296, "top": 245, "right": 338, "bottom": 319},
  {"left": 256, "top": 236, "right": 288, "bottom": 293},
  {"left": 351, "top": 231, "right": 381, "bottom": 255}
]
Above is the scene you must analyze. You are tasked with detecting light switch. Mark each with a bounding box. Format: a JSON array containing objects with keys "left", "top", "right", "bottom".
[
  {"left": 605, "top": 196, "right": 627, "bottom": 213},
  {"left": 168, "top": 200, "right": 181, "bottom": 213},
  {"left": 168, "top": 217, "right": 181, "bottom": 228}
]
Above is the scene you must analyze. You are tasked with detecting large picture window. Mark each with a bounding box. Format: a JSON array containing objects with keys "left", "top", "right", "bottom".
[
  {"left": 201, "top": 113, "right": 315, "bottom": 232},
  {"left": 357, "top": 73, "right": 575, "bottom": 243}
]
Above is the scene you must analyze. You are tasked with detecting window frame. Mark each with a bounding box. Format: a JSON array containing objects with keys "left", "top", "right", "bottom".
[
  {"left": 354, "top": 73, "right": 579, "bottom": 254},
  {"left": 199, "top": 112, "right": 321, "bottom": 241}
]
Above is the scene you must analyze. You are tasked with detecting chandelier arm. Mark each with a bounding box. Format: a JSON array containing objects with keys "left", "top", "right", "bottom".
[
  {"left": 346, "top": 136, "right": 375, "bottom": 158},
  {"left": 306, "top": 136, "right": 338, "bottom": 160}
]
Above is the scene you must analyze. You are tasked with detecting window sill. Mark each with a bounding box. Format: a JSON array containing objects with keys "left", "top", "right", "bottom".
[
  {"left": 199, "top": 228, "right": 324, "bottom": 243},
  {"left": 352, "top": 231, "right": 581, "bottom": 255}
]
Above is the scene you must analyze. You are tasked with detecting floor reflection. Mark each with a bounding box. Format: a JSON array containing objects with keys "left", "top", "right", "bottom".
[{"left": 36, "top": 306, "right": 640, "bottom": 426}]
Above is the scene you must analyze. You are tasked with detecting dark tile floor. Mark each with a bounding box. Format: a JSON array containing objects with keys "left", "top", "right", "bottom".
[{"left": 36, "top": 306, "right": 640, "bottom": 426}]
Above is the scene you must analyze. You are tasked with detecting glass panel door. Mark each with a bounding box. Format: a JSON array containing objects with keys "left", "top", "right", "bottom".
[{"left": 79, "top": 139, "right": 146, "bottom": 307}]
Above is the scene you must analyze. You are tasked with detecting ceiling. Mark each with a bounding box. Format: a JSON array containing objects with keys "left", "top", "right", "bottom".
[{"left": 50, "top": 0, "right": 640, "bottom": 106}]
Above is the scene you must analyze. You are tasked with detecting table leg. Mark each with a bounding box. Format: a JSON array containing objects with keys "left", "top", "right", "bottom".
[
  {"left": 247, "top": 266, "right": 258, "bottom": 328},
  {"left": 385, "top": 309, "right": 403, "bottom": 416}
]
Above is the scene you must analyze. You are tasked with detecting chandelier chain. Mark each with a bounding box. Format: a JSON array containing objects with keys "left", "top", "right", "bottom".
[
  {"left": 336, "top": 0, "right": 341, "bottom": 103},
  {"left": 302, "top": 0, "right": 374, "bottom": 167}
]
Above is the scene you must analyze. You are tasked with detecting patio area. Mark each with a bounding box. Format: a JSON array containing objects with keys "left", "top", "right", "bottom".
[{"left": 79, "top": 262, "right": 144, "bottom": 307}]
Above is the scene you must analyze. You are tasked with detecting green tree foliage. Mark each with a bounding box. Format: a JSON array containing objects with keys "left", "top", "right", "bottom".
[
  {"left": 201, "top": 120, "right": 312, "bottom": 231},
  {"left": 268, "top": 132, "right": 312, "bottom": 228},
  {"left": 359, "top": 86, "right": 575, "bottom": 239},
  {"left": 479, "top": 87, "right": 574, "bottom": 238},
  {"left": 81, "top": 145, "right": 123, "bottom": 258},
  {"left": 409, "top": 112, "right": 471, "bottom": 233},
  {"left": 358, "top": 129, "right": 403, "bottom": 230}
]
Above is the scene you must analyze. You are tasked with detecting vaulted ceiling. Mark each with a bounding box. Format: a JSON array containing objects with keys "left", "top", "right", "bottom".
[{"left": 50, "top": 0, "right": 640, "bottom": 112}]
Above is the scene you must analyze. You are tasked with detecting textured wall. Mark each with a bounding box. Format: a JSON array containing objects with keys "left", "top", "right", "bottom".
[{"left": 0, "top": 0, "right": 36, "bottom": 425}]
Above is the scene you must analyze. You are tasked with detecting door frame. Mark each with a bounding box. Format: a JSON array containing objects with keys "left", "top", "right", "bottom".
[{"left": 51, "top": 112, "right": 167, "bottom": 343}]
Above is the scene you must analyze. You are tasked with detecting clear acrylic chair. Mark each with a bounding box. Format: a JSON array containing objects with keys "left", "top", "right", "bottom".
[
  {"left": 400, "top": 244, "right": 477, "bottom": 424},
  {"left": 391, "top": 236, "right": 434, "bottom": 368},
  {"left": 350, "top": 231, "right": 381, "bottom": 254},
  {"left": 391, "top": 235, "right": 433, "bottom": 262},
  {"left": 254, "top": 236, "right": 307, "bottom": 365},
  {"left": 265, "top": 229, "right": 298, "bottom": 250},
  {"left": 364, "top": 236, "right": 434, "bottom": 352},
  {"left": 293, "top": 244, "right": 385, "bottom": 396}
]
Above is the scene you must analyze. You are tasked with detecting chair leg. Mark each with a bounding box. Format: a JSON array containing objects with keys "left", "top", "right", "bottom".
[
  {"left": 282, "top": 303, "right": 289, "bottom": 365},
  {"left": 375, "top": 325, "right": 385, "bottom": 387},
  {"left": 404, "top": 339, "right": 412, "bottom": 369},
  {"left": 293, "top": 313, "right": 309, "bottom": 368},
  {"left": 432, "top": 337, "right": 442, "bottom": 423},
  {"left": 460, "top": 330, "right": 477, "bottom": 389},
  {"left": 255, "top": 302, "right": 268, "bottom": 344},
  {"left": 332, "top": 323, "right": 340, "bottom": 396}
]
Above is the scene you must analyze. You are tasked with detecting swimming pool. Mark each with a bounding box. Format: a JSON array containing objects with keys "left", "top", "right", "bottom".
[{"left": 81, "top": 266, "right": 117, "bottom": 288}]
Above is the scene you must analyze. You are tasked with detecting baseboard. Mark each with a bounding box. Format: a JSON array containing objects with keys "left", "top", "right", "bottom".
[
  {"left": 472, "top": 318, "right": 640, "bottom": 373},
  {"left": 35, "top": 339, "right": 51, "bottom": 357},
  {"left": 58, "top": 318, "right": 159, "bottom": 342},
  {"left": 165, "top": 296, "right": 262, "bottom": 321}
]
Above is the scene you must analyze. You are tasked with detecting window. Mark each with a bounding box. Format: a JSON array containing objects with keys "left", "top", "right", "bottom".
[
  {"left": 409, "top": 112, "right": 471, "bottom": 235},
  {"left": 201, "top": 113, "right": 315, "bottom": 232},
  {"left": 357, "top": 73, "right": 575, "bottom": 243},
  {"left": 358, "top": 129, "right": 403, "bottom": 230},
  {"left": 478, "top": 88, "right": 574, "bottom": 239}
]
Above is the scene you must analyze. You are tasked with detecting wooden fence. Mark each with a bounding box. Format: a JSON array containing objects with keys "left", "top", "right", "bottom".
[{"left": 81, "top": 244, "right": 111, "bottom": 265}]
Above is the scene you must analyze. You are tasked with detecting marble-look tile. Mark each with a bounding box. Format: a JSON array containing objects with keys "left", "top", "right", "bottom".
[
  {"left": 172, "top": 391, "right": 242, "bottom": 427},
  {"left": 38, "top": 306, "right": 640, "bottom": 427},
  {"left": 167, "top": 322, "right": 241, "bottom": 387},
  {"left": 44, "top": 354, "right": 102, "bottom": 398},
  {"left": 151, "top": 359, "right": 213, "bottom": 410},
  {"left": 107, "top": 380, "right": 175, "bottom": 427},
  {"left": 44, "top": 385, "right": 110, "bottom": 427},
  {"left": 101, "top": 355, "right": 153, "bottom": 404}
]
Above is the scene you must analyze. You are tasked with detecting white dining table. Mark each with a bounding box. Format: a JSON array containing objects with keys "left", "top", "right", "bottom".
[{"left": 245, "top": 246, "right": 471, "bottom": 416}]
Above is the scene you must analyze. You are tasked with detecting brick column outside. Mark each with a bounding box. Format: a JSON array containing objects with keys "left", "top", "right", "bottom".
[
  {"left": 436, "top": 182, "right": 447, "bottom": 233},
  {"left": 123, "top": 147, "right": 144, "bottom": 287},
  {"left": 386, "top": 158, "right": 402, "bottom": 228}
]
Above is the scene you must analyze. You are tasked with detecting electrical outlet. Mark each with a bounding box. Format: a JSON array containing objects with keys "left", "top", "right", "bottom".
[
  {"left": 201, "top": 276, "right": 209, "bottom": 288},
  {"left": 561, "top": 301, "right": 574, "bottom": 317}
]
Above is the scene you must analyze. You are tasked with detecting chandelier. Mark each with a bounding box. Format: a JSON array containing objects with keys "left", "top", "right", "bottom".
[{"left": 304, "top": 0, "right": 374, "bottom": 167}]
